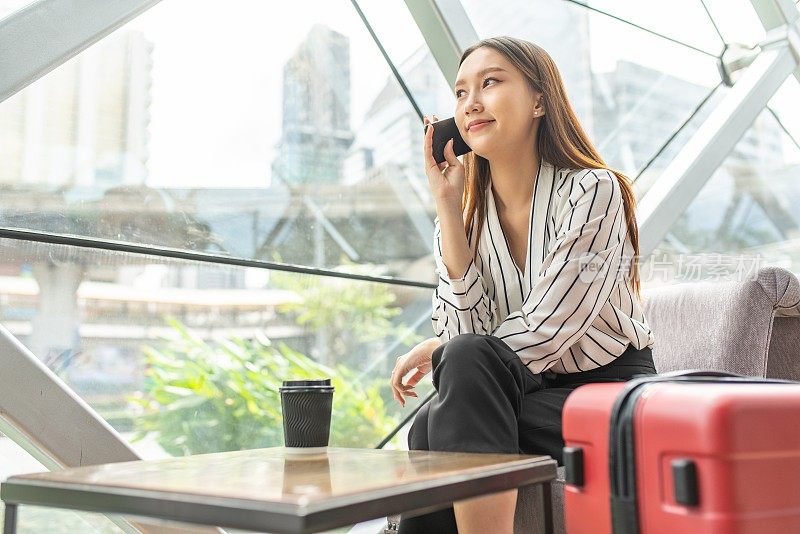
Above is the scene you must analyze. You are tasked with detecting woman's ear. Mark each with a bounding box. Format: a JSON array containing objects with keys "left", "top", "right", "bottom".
[{"left": 533, "top": 96, "right": 545, "bottom": 117}]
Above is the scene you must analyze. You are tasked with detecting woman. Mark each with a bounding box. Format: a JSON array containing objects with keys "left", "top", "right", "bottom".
[{"left": 389, "top": 36, "right": 656, "bottom": 534}]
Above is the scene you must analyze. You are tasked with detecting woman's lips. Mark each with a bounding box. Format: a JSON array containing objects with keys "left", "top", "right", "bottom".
[{"left": 469, "top": 120, "right": 495, "bottom": 131}]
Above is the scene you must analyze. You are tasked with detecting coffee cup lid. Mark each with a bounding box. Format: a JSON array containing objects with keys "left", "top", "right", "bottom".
[{"left": 282, "top": 379, "right": 331, "bottom": 387}]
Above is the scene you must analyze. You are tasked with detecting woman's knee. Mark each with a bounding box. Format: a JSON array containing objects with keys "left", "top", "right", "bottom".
[
  {"left": 436, "top": 333, "right": 493, "bottom": 375},
  {"left": 433, "top": 334, "right": 526, "bottom": 395},
  {"left": 408, "top": 400, "right": 431, "bottom": 450}
]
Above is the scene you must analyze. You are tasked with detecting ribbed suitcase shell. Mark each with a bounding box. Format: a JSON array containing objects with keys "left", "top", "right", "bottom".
[{"left": 562, "top": 379, "right": 800, "bottom": 534}]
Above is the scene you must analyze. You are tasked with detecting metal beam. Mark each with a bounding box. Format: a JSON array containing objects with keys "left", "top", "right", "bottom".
[
  {"left": 638, "top": 0, "right": 800, "bottom": 256},
  {"left": 0, "top": 0, "right": 162, "bottom": 103},
  {"left": 0, "top": 325, "right": 139, "bottom": 471},
  {"left": 750, "top": 0, "right": 800, "bottom": 85},
  {"left": 751, "top": 0, "right": 799, "bottom": 31},
  {"left": 638, "top": 40, "right": 798, "bottom": 256},
  {"left": 0, "top": 323, "right": 144, "bottom": 531},
  {"left": 302, "top": 196, "right": 360, "bottom": 262},
  {"left": 0, "top": 324, "right": 225, "bottom": 533},
  {"left": 402, "top": 0, "right": 479, "bottom": 85}
]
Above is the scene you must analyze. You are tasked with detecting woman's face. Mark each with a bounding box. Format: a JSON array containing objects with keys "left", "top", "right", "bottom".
[{"left": 453, "top": 47, "right": 543, "bottom": 160}]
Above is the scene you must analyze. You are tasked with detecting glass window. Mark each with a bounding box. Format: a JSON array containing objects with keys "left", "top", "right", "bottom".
[
  {"left": 644, "top": 107, "right": 800, "bottom": 286},
  {"left": 702, "top": 0, "right": 766, "bottom": 48},
  {"left": 0, "top": 236, "right": 432, "bottom": 455},
  {"left": 0, "top": 0, "right": 452, "bottom": 279},
  {"left": 580, "top": 0, "right": 723, "bottom": 54},
  {"left": 457, "top": 0, "right": 721, "bottom": 178},
  {"left": 769, "top": 78, "right": 800, "bottom": 149},
  {"left": 632, "top": 82, "right": 727, "bottom": 197}
]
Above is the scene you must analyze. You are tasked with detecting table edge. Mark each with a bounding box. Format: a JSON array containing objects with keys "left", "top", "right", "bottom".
[{"left": 1, "top": 458, "right": 557, "bottom": 533}]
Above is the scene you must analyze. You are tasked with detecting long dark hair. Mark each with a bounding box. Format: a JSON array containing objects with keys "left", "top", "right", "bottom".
[{"left": 459, "top": 36, "right": 642, "bottom": 298}]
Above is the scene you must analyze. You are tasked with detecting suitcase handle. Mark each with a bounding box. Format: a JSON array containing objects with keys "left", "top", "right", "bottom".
[
  {"left": 671, "top": 458, "right": 700, "bottom": 506},
  {"left": 627, "top": 369, "right": 795, "bottom": 386},
  {"left": 563, "top": 447, "right": 584, "bottom": 487},
  {"left": 656, "top": 369, "right": 740, "bottom": 379}
]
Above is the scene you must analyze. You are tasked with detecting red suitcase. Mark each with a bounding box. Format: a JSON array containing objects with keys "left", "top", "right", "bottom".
[{"left": 561, "top": 372, "right": 800, "bottom": 534}]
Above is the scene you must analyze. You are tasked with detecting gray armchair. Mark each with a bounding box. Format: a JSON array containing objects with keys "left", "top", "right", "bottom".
[{"left": 515, "top": 266, "right": 800, "bottom": 533}]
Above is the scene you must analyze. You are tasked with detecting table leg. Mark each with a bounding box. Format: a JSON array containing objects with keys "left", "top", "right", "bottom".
[
  {"left": 541, "top": 483, "right": 554, "bottom": 534},
  {"left": 3, "top": 504, "right": 18, "bottom": 534}
]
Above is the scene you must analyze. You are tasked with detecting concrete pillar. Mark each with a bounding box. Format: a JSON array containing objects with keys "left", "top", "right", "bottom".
[{"left": 27, "top": 263, "right": 84, "bottom": 367}]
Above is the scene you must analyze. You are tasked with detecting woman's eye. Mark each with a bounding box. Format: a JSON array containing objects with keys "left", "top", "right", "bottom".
[
  {"left": 455, "top": 78, "right": 498, "bottom": 98},
  {"left": 456, "top": 78, "right": 498, "bottom": 98}
]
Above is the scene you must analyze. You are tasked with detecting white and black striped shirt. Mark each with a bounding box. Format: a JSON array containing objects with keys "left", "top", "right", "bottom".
[{"left": 431, "top": 159, "right": 655, "bottom": 374}]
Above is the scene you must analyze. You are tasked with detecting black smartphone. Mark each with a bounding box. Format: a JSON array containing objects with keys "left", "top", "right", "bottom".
[{"left": 424, "top": 117, "right": 472, "bottom": 164}]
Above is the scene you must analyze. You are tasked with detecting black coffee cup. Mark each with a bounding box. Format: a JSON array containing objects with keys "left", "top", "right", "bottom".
[{"left": 279, "top": 379, "right": 334, "bottom": 448}]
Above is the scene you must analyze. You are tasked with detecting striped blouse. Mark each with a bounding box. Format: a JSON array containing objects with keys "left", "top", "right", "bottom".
[{"left": 431, "top": 159, "right": 655, "bottom": 374}]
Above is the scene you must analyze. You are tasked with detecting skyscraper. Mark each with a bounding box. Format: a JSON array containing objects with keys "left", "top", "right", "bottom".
[{"left": 273, "top": 24, "right": 355, "bottom": 186}]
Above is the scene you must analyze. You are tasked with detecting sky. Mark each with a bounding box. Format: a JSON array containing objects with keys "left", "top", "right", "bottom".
[
  {"left": 109, "top": 0, "right": 800, "bottom": 188},
  {"left": 125, "top": 0, "right": 419, "bottom": 188}
]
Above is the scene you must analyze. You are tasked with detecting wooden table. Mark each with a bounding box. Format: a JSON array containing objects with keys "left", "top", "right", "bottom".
[{"left": 1, "top": 447, "right": 557, "bottom": 534}]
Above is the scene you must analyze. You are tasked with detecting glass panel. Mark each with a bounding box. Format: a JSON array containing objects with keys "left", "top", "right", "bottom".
[
  {"left": 632, "top": 82, "right": 728, "bottom": 196},
  {"left": 458, "top": 0, "right": 721, "bottom": 177},
  {"left": 0, "top": 0, "right": 447, "bottom": 278},
  {"left": 0, "top": 434, "right": 122, "bottom": 531},
  {"left": 355, "top": 0, "right": 432, "bottom": 78},
  {"left": 769, "top": 78, "right": 800, "bottom": 150},
  {"left": 703, "top": 0, "right": 767, "bottom": 48},
  {"left": 0, "top": 237, "right": 434, "bottom": 456},
  {"left": 582, "top": 0, "right": 722, "bottom": 54},
  {"left": 644, "top": 108, "right": 800, "bottom": 286}
]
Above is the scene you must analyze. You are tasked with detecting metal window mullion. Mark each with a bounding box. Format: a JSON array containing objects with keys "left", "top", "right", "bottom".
[
  {"left": 350, "top": 0, "right": 424, "bottom": 120},
  {"left": 403, "top": 0, "right": 478, "bottom": 85},
  {"left": 750, "top": 0, "right": 799, "bottom": 32},
  {"left": 0, "top": 227, "right": 436, "bottom": 289},
  {"left": 0, "top": 325, "right": 225, "bottom": 533},
  {"left": 751, "top": 1, "right": 800, "bottom": 83},
  {"left": 0, "top": 0, "right": 162, "bottom": 103},
  {"left": 0, "top": 324, "right": 146, "bottom": 533},
  {"left": 0, "top": 325, "right": 139, "bottom": 469}
]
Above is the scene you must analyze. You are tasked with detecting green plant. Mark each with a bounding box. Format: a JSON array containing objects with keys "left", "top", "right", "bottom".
[
  {"left": 269, "top": 263, "right": 423, "bottom": 369},
  {"left": 129, "top": 318, "right": 399, "bottom": 456}
]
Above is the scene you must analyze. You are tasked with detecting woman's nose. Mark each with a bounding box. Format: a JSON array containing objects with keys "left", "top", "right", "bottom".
[{"left": 464, "top": 95, "right": 482, "bottom": 114}]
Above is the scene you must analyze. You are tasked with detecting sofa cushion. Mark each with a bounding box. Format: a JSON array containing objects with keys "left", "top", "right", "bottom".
[{"left": 642, "top": 266, "right": 800, "bottom": 377}]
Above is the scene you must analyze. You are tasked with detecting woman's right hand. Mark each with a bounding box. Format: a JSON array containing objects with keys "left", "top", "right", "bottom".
[
  {"left": 424, "top": 115, "right": 466, "bottom": 206},
  {"left": 390, "top": 337, "right": 440, "bottom": 407}
]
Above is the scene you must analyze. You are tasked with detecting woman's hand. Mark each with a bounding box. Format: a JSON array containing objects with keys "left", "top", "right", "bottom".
[
  {"left": 424, "top": 115, "right": 466, "bottom": 206},
  {"left": 390, "top": 337, "right": 441, "bottom": 407}
]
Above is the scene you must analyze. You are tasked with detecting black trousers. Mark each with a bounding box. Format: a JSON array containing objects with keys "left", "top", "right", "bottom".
[{"left": 397, "top": 333, "right": 657, "bottom": 534}]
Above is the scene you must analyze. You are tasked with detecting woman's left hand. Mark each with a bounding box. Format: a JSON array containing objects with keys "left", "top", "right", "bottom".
[{"left": 389, "top": 337, "right": 440, "bottom": 407}]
